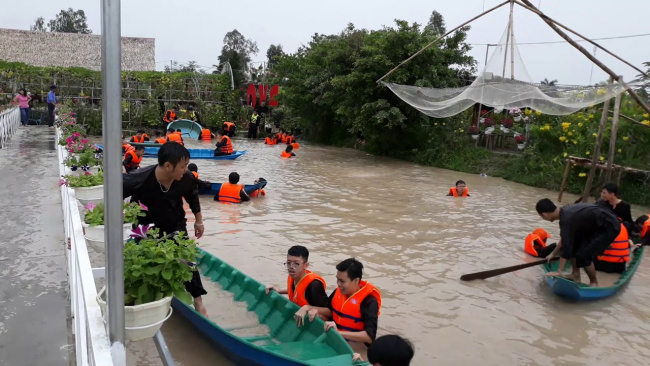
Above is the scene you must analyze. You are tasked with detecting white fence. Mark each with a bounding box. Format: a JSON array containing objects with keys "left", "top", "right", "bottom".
[
  {"left": 0, "top": 107, "right": 20, "bottom": 148},
  {"left": 57, "top": 128, "right": 114, "bottom": 366}
]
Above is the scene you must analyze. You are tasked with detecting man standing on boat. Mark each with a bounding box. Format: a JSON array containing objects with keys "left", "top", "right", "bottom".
[
  {"left": 536, "top": 199, "right": 621, "bottom": 287},
  {"left": 123, "top": 142, "right": 208, "bottom": 316},
  {"left": 265, "top": 246, "right": 329, "bottom": 321},
  {"left": 299, "top": 258, "right": 381, "bottom": 345}
]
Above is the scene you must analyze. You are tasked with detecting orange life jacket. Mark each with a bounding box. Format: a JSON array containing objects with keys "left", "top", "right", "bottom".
[
  {"left": 640, "top": 218, "right": 650, "bottom": 239},
  {"left": 175, "top": 131, "right": 182, "bottom": 137},
  {"left": 265, "top": 137, "right": 277, "bottom": 145},
  {"left": 165, "top": 133, "right": 183, "bottom": 145},
  {"left": 163, "top": 110, "right": 177, "bottom": 123},
  {"left": 286, "top": 136, "right": 295, "bottom": 144},
  {"left": 131, "top": 135, "right": 148, "bottom": 143},
  {"left": 331, "top": 281, "right": 381, "bottom": 332},
  {"left": 223, "top": 121, "right": 235, "bottom": 131},
  {"left": 281, "top": 133, "right": 288, "bottom": 143},
  {"left": 250, "top": 189, "right": 266, "bottom": 197},
  {"left": 200, "top": 129, "right": 212, "bottom": 141},
  {"left": 123, "top": 150, "right": 142, "bottom": 170},
  {"left": 598, "top": 223, "right": 630, "bottom": 263},
  {"left": 218, "top": 182, "right": 243, "bottom": 204},
  {"left": 281, "top": 151, "right": 292, "bottom": 158},
  {"left": 449, "top": 187, "right": 469, "bottom": 197},
  {"left": 291, "top": 143, "right": 300, "bottom": 149},
  {"left": 287, "top": 271, "right": 326, "bottom": 307},
  {"left": 524, "top": 234, "right": 547, "bottom": 257},
  {"left": 154, "top": 137, "right": 167, "bottom": 144},
  {"left": 219, "top": 136, "right": 233, "bottom": 154},
  {"left": 122, "top": 143, "right": 135, "bottom": 153},
  {"left": 191, "top": 171, "right": 198, "bottom": 179}
]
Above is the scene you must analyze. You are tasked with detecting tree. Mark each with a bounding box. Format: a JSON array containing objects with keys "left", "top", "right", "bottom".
[
  {"left": 218, "top": 29, "right": 259, "bottom": 87},
  {"left": 30, "top": 17, "right": 47, "bottom": 32},
  {"left": 424, "top": 10, "right": 446, "bottom": 35},
  {"left": 47, "top": 8, "right": 92, "bottom": 34},
  {"left": 541, "top": 78, "right": 558, "bottom": 86},
  {"left": 266, "top": 44, "right": 285, "bottom": 67}
]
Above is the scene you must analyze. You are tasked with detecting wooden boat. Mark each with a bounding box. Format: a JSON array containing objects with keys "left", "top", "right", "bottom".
[
  {"left": 199, "top": 181, "right": 267, "bottom": 196},
  {"left": 142, "top": 147, "right": 247, "bottom": 160},
  {"left": 168, "top": 119, "right": 204, "bottom": 139},
  {"left": 172, "top": 249, "right": 364, "bottom": 366},
  {"left": 129, "top": 142, "right": 162, "bottom": 148},
  {"left": 542, "top": 246, "right": 644, "bottom": 300}
]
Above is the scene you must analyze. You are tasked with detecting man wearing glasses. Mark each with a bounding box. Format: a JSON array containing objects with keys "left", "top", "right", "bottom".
[{"left": 265, "top": 246, "right": 329, "bottom": 318}]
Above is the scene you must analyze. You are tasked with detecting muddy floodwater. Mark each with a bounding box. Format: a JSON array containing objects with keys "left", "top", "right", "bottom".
[{"left": 109, "top": 137, "right": 650, "bottom": 366}]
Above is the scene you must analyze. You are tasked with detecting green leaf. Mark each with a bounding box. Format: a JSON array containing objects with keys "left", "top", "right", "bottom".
[
  {"left": 162, "top": 269, "right": 172, "bottom": 280},
  {"left": 173, "top": 288, "right": 193, "bottom": 305}
]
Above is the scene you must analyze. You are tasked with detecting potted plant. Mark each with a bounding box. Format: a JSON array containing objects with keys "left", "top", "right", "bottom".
[
  {"left": 515, "top": 133, "right": 526, "bottom": 150},
  {"left": 60, "top": 171, "right": 104, "bottom": 205},
  {"left": 65, "top": 150, "right": 103, "bottom": 174},
  {"left": 468, "top": 126, "right": 480, "bottom": 140},
  {"left": 97, "top": 226, "right": 198, "bottom": 341},
  {"left": 483, "top": 118, "right": 495, "bottom": 135},
  {"left": 501, "top": 119, "right": 513, "bottom": 133},
  {"left": 509, "top": 108, "right": 522, "bottom": 121},
  {"left": 82, "top": 200, "right": 146, "bottom": 252}
]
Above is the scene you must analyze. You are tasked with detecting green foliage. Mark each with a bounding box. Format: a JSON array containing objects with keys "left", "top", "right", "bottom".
[
  {"left": 63, "top": 171, "right": 103, "bottom": 188},
  {"left": 31, "top": 8, "right": 92, "bottom": 33},
  {"left": 218, "top": 29, "right": 259, "bottom": 87},
  {"left": 124, "top": 228, "right": 198, "bottom": 306},
  {"left": 83, "top": 201, "right": 146, "bottom": 226},
  {"left": 65, "top": 150, "right": 102, "bottom": 168}
]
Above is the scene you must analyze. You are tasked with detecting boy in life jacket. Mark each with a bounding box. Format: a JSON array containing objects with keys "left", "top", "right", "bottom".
[
  {"left": 524, "top": 228, "right": 557, "bottom": 258},
  {"left": 165, "top": 128, "right": 184, "bottom": 145},
  {"left": 264, "top": 135, "right": 278, "bottom": 145},
  {"left": 281, "top": 144, "right": 296, "bottom": 158},
  {"left": 214, "top": 172, "right": 250, "bottom": 203},
  {"left": 250, "top": 177, "right": 266, "bottom": 197},
  {"left": 265, "top": 246, "right": 329, "bottom": 323},
  {"left": 153, "top": 131, "right": 167, "bottom": 144},
  {"left": 302, "top": 258, "right": 381, "bottom": 346},
  {"left": 122, "top": 145, "right": 145, "bottom": 174},
  {"left": 447, "top": 180, "right": 469, "bottom": 197},
  {"left": 129, "top": 130, "right": 149, "bottom": 143},
  {"left": 635, "top": 215, "right": 650, "bottom": 246},
  {"left": 593, "top": 222, "right": 632, "bottom": 274},
  {"left": 187, "top": 163, "right": 212, "bottom": 192},
  {"left": 214, "top": 130, "right": 234, "bottom": 156}
]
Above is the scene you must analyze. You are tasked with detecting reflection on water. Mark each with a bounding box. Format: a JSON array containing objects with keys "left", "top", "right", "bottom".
[{"left": 130, "top": 137, "right": 650, "bottom": 365}]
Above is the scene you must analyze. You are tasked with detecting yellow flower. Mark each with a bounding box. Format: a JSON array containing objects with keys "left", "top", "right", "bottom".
[
  {"left": 599, "top": 156, "right": 604, "bottom": 161},
  {"left": 592, "top": 133, "right": 598, "bottom": 137},
  {"left": 434, "top": 123, "right": 438, "bottom": 126},
  {"left": 544, "top": 124, "right": 551, "bottom": 130},
  {"left": 622, "top": 136, "right": 629, "bottom": 141},
  {"left": 588, "top": 114, "right": 594, "bottom": 119},
  {"left": 442, "top": 123, "right": 446, "bottom": 126},
  {"left": 562, "top": 122, "right": 571, "bottom": 130},
  {"left": 579, "top": 173, "right": 587, "bottom": 177},
  {"left": 535, "top": 111, "right": 542, "bottom": 116},
  {"left": 559, "top": 136, "right": 567, "bottom": 142},
  {"left": 568, "top": 132, "right": 573, "bottom": 136},
  {"left": 578, "top": 123, "right": 584, "bottom": 127},
  {"left": 563, "top": 152, "right": 568, "bottom": 157},
  {"left": 644, "top": 113, "right": 649, "bottom": 118},
  {"left": 642, "top": 120, "right": 650, "bottom": 126},
  {"left": 572, "top": 140, "right": 577, "bottom": 144},
  {"left": 586, "top": 151, "right": 591, "bottom": 155},
  {"left": 618, "top": 149, "right": 622, "bottom": 153},
  {"left": 524, "top": 109, "right": 532, "bottom": 115}
]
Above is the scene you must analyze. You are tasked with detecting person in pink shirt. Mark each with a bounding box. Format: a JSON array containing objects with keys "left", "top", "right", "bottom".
[{"left": 14, "top": 89, "right": 32, "bottom": 126}]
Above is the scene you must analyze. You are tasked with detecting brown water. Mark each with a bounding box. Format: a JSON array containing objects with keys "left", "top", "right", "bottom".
[{"left": 113, "top": 137, "right": 650, "bottom": 365}]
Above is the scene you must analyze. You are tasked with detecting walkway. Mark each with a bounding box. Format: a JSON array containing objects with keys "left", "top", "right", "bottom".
[{"left": 0, "top": 126, "right": 73, "bottom": 366}]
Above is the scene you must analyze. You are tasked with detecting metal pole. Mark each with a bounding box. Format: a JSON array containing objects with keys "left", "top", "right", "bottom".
[
  {"left": 502, "top": 1, "right": 513, "bottom": 78},
  {"left": 475, "top": 44, "right": 492, "bottom": 126},
  {"left": 101, "top": 0, "right": 126, "bottom": 362},
  {"left": 509, "top": 1, "right": 515, "bottom": 80},
  {"left": 153, "top": 331, "right": 177, "bottom": 366}
]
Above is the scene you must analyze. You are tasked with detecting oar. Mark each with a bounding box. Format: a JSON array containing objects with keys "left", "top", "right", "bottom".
[{"left": 460, "top": 257, "right": 560, "bottom": 281}]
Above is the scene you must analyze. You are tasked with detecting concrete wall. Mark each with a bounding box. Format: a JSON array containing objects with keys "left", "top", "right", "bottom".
[{"left": 0, "top": 28, "right": 155, "bottom": 71}]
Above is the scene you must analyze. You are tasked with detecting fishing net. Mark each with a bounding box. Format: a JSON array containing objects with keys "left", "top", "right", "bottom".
[{"left": 382, "top": 25, "right": 636, "bottom": 118}]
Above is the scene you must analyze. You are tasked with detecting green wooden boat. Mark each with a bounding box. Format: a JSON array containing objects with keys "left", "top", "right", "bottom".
[{"left": 172, "top": 249, "right": 366, "bottom": 366}]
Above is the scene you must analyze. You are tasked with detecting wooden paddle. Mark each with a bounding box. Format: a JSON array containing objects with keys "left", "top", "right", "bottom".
[{"left": 460, "top": 257, "right": 560, "bottom": 281}]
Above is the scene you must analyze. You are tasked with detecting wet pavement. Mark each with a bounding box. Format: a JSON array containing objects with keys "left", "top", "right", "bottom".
[{"left": 0, "top": 126, "right": 72, "bottom": 366}]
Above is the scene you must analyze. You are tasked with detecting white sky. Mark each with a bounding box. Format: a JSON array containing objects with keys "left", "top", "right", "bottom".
[{"left": 1, "top": 0, "right": 648, "bottom": 85}]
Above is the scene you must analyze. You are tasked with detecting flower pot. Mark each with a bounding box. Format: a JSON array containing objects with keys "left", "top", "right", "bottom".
[
  {"left": 471, "top": 134, "right": 479, "bottom": 140},
  {"left": 479, "top": 118, "right": 486, "bottom": 124},
  {"left": 517, "top": 143, "right": 525, "bottom": 150},
  {"left": 82, "top": 222, "right": 133, "bottom": 253},
  {"left": 71, "top": 166, "right": 101, "bottom": 176},
  {"left": 484, "top": 127, "right": 495, "bottom": 135},
  {"left": 513, "top": 115, "right": 522, "bottom": 122},
  {"left": 500, "top": 126, "right": 510, "bottom": 133},
  {"left": 97, "top": 286, "right": 173, "bottom": 341},
  {"left": 73, "top": 185, "right": 104, "bottom": 205}
]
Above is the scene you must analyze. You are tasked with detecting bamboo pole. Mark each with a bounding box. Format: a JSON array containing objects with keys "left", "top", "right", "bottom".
[
  {"left": 517, "top": 0, "right": 650, "bottom": 115},
  {"left": 376, "top": 0, "right": 510, "bottom": 83},
  {"left": 616, "top": 167, "right": 623, "bottom": 187},
  {"left": 605, "top": 77, "right": 623, "bottom": 183},
  {"left": 558, "top": 159, "right": 572, "bottom": 202},
  {"left": 582, "top": 76, "right": 614, "bottom": 201},
  {"left": 606, "top": 109, "right": 650, "bottom": 129},
  {"left": 509, "top": 1, "right": 515, "bottom": 80},
  {"left": 502, "top": 1, "right": 514, "bottom": 78}
]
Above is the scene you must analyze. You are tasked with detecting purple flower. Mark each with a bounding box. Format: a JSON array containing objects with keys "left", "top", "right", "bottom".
[
  {"left": 129, "top": 224, "right": 155, "bottom": 239},
  {"left": 58, "top": 178, "right": 69, "bottom": 187},
  {"left": 72, "top": 132, "right": 80, "bottom": 137},
  {"left": 80, "top": 139, "right": 89, "bottom": 144},
  {"left": 138, "top": 201, "right": 148, "bottom": 211},
  {"left": 85, "top": 203, "right": 97, "bottom": 210}
]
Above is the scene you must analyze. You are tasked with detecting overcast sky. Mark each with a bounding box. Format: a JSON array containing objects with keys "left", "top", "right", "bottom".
[{"left": 2, "top": 0, "right": 648, "bottom": 85}]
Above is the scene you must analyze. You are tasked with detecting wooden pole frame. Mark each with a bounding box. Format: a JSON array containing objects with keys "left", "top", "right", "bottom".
[{"left": 605, "top": 77, "right": 623, "bottom": 183}]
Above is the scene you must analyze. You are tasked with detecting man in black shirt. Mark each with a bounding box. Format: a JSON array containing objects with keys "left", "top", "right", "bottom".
[
  {"left": 597, "top": 183, "right": 634, "bottom": 233},
  {"left": 266, "top": 246, "right": 329, "bottom": 322},
  {"left": 123, "top": 142, "right": 208, "bottom": 316},
  {"left": 536, "top": 199, "right": 620, "bottom": 287}
]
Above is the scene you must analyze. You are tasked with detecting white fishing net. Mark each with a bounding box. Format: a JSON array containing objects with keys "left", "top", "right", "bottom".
[{"left": 383, "top": 25, "right": 635, "bottom": 117}]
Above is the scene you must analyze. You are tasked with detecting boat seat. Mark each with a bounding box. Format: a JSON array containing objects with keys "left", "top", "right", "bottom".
[{"left": 262, "top": 341, "right": 339, "bottom": 360}]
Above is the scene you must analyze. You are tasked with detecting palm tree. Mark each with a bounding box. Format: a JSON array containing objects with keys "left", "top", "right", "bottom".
[{"left": 541, "top": 78, "right": 558, "bottom": 86}]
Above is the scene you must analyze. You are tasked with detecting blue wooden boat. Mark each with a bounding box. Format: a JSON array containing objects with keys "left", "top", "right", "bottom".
[
  {"left": 172, "top": 249, "right": 365, "bottom": 366},
  {"left": 142, "top": 147, "right": 247, "bottom": 160},
  {"left": 542, "top": 246, "right": 644, "bottom": 300},
  {"left": 199, "top": 181, "right": 267, "bottom": 196},
  {"left": 168, "top": 119, "right": 204, "bottom": 139}
]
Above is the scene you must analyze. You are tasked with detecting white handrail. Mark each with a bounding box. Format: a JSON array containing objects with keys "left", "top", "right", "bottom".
[
  {"left": 0, "top": 107, "right": 20, "bottom": 148},
  {"left": 57, "top": 128, "right": 114, "bottom": 366}
]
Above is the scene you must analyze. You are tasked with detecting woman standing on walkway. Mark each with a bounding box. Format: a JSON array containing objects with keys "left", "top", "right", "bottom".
[{"left": 14, "top": 89, "right": 31, "bottom": 126}]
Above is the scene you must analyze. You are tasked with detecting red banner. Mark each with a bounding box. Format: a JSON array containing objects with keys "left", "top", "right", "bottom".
[{"left": 247, "top": 83, "right": 279, "bottom": 108}]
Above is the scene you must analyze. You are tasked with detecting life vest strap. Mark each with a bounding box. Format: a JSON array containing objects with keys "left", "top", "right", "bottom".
[{"left": 332, "top": 308, "right": 362, "bottom": 322}]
